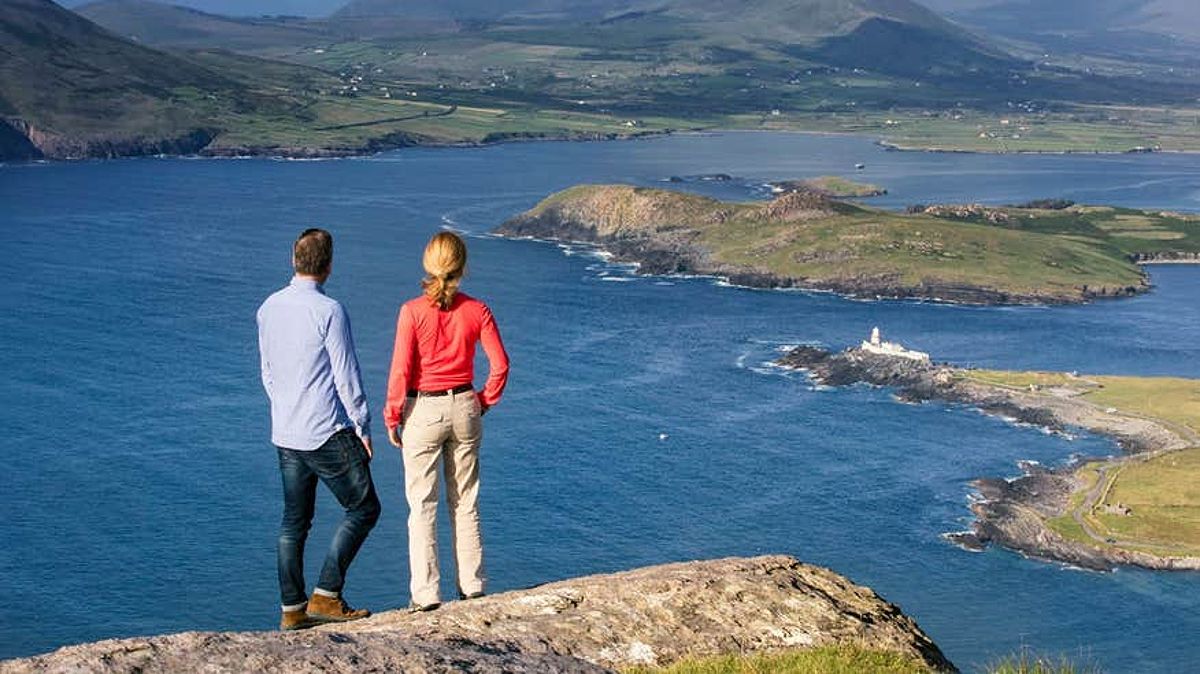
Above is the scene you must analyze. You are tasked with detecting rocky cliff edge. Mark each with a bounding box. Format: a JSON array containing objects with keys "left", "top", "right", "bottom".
[{"left": 0, "top": 556, "right": 955, "bottom": 673}]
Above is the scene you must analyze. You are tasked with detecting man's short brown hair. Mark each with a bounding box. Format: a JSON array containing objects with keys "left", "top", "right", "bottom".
[{"left": 293, "top": 228, "right": 333, "bottom": 276}]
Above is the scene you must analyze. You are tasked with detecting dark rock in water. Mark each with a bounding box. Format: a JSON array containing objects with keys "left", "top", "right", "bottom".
[
  {"left": 0, "top": 556, "right": 957, "bottom": 673},
  {"left": 944, "top": 530, "right": 987, "bottom": 551},
  {"left": 776, "top": 345, "right": 832, "bottom": 369},
  {"left": 775, "top": 342, "right": 1200, "bottom": 572}
]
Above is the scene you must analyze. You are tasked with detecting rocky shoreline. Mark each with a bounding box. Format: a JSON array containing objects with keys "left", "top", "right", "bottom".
[
  {"left": 0, "top": 121, "right": 668, "bottom": 162},
  {"left": 496, "top": 198, "right": 1145, "bottom": 306},
  {"left": 777, "top": 344, "right": 1200, "bottom": 572},
  {"left": 1131, "top": 251, "right": 1200, "bottom": 265},
  {"left": 0, "top": 556, "right": 956, "bottom": 673}
]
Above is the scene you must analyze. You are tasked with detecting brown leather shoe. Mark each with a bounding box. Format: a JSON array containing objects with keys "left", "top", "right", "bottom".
[
  {"left": 280, "top": 609, "right": 316, "bottom": 631},
  {"left": 307, "top": 593, "right": 370, "bottom": 622}
]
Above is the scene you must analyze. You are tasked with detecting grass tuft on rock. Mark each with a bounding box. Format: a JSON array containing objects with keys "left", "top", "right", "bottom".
[
  {"left": 986, "top": 650, "right": 1101, "bottom": 674},
  {"left": 622, "top": 646, "right": 936, "bottom": 674}
]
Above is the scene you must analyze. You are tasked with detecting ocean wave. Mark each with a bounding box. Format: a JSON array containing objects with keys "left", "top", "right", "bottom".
[
  {"left": 268, "top": 156, "right": 340, "bottom": 162},
  {"left": 748, "top": 362, "right": 792, "bottom": 376}
]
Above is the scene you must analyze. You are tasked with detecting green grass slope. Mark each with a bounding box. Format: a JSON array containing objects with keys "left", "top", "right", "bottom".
[
  {"left": 502, "top": 185, "right": 1160, "bottom": 303},
  {"left": 0, "top": 0, "right": 244, "bottom": 157}
]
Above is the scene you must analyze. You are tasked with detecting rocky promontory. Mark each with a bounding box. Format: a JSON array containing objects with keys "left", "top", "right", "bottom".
[
  {"left": 497, "top": 184, "right": 1153, "bottom": 306},
  {"left": 778, "top": 342, "right": 1200, "bottom": 571},
  {"left": 0, "top": 556, "right": 956, "bottom": 673}
]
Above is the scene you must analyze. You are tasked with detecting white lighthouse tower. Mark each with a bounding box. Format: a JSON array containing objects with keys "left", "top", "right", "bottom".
[{"left": 860, "top": 327, "right": 930, "bottom": 362}]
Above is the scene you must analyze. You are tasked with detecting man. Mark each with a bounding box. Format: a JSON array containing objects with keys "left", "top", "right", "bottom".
[{"left": 256, "top": 228, "right": 381, "bottom": 631}]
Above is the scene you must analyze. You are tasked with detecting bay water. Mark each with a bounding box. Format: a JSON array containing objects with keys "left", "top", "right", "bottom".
[{"left": 2, "top": 132, "right": 1200, "bottom": 671}]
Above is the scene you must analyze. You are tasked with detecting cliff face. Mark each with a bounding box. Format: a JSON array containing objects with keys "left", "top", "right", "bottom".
[
  {"left": 0, "top": 0, "right": 233, "bottom": 161},
  {"left": 1, "top": 118, "right": 219, "bottom": 161},
  {"left": 0, "top": 555, "right": 956, "bottom": 673},
  {"left": 0, "top": 119, "right": 42, "bottom": 160}
]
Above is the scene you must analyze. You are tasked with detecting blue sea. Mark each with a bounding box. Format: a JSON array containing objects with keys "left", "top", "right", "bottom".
[{"left": 3, "top": 132, "right": 1200, "bottom": 672}]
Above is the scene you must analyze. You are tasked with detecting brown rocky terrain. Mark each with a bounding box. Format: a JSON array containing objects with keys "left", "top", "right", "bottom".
[{"left": 0, "top": 556, "right": 955, "bottom": 673}]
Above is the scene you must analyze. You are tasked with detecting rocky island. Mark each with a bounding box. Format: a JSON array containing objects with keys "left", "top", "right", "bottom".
[
  {"left": 0, "top": 556, "right": 955, "bottom": 673},
  {"left": 769, "top": 176, "right": 888, "bottom": 198},
  {"left": 778, "top": 331, "right": 1200, "bottom": 572},
  {"left": 498, "top": 184, "right": 1200, "bottom": 305}
]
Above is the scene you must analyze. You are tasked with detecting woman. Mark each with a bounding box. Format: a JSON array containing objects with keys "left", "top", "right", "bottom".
[{"left": 385, "top": 231, "right": 509, "bottom": 612}]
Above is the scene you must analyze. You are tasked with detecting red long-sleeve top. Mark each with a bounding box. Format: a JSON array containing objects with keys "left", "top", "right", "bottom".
[{"left": 384, "top": 292, "right": 509, "bottom": 430}]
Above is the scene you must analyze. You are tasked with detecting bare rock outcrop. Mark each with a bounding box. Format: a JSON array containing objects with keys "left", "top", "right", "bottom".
[{"left": 0, "top": 556, "right": 956, "bottom": 673}]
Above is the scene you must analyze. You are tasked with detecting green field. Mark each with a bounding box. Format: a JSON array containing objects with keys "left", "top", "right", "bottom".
[
  {"left": 171, "top": 50, "right": 688, "bottom": 153},
  {"left": 1077, "top": 377, "right": 1200, "bottom": 557},
  {"left": 1090, "top": 449, "right": 1200, "bottom": 555},
  {"left": 961, "top": 371, "right": 1088, "bottom": 390},
  {"left": 1085, "top": 376, "right": 1200, "bottom": 435},
  {"left": 736, "top": 107, "right": 1200, "bottom": 153},
  {"left": 708, "top": 210, "right": 1143, "bottom": 300},
  {"left": 965, "top": 370, "right": 1200, "bottom": 559}
]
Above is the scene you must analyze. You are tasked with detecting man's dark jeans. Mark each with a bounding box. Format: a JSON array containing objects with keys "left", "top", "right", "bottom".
[{"left": 277, "top": 428, "right": 381, "bottom": 608}]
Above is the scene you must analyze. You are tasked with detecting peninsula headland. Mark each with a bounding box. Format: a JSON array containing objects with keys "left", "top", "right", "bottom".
[
  {"left": 778, "top": 335, "right": 1200, "bottom": 571},
  {"left": 498, "top": 184, "right": 1200, "bottom": 305}
]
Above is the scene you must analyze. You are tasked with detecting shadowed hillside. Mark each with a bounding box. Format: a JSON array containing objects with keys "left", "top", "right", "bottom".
[
  {"left": 943, "top": 0, "right": 1200, "bottom": 42},
  {"left": 933, "top": 0, "right": 1200, "bottom": 68},
  {"left": 0, "top": 0, "right": 237, "bottom": 158},
  {"left": 76, "top": 0, "right": 329, "bottom": 49},
  {"left": 7, "top": 0, "right": 1198, "bottom": 159},
  {"left": 331, "top": 0, "right": 639, "bottom": 21}
]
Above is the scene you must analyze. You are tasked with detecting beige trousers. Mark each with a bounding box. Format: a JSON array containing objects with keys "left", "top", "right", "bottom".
[{"left": 401, "top": 389, "right": 485, "bottom": 605}]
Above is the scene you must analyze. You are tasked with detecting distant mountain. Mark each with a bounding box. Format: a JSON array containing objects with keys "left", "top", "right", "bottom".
[
  {"left": 329, "top": 0, "right": 1013, "bottom": 77},
  {"left": 935, "top": 0, "right": 1200, "bottom": 56},
  {"left": 659, "top": 0, "right": 953, "bottom": 37},
  {"left": 61, "top": 0, "right": 338, "bottom": 17},
  {"left": 330, "top": 0, "right": 959, "bottom": 35},
  {"left": 331, "top": 0, "right": 637, "bottom": 21},
  {"left": 0, "top": 0, "right": 244, "bottom": 158},
  {"left": 76, "top": 0, "right": 330, "bottom": 49}
]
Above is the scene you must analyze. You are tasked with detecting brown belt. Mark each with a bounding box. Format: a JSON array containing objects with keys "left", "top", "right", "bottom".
[{"left": 408, "top": 383, "right": 473, "bottom": 398}]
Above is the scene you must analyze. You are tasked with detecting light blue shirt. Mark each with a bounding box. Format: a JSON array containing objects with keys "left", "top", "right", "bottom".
[{"left": 257, "top": 277, "right": 371, "bottom": 450}]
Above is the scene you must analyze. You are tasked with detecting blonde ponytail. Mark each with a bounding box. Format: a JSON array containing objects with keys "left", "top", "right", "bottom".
[{"left": 421, "top": 231, "right": 468, "bottom": 309}]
